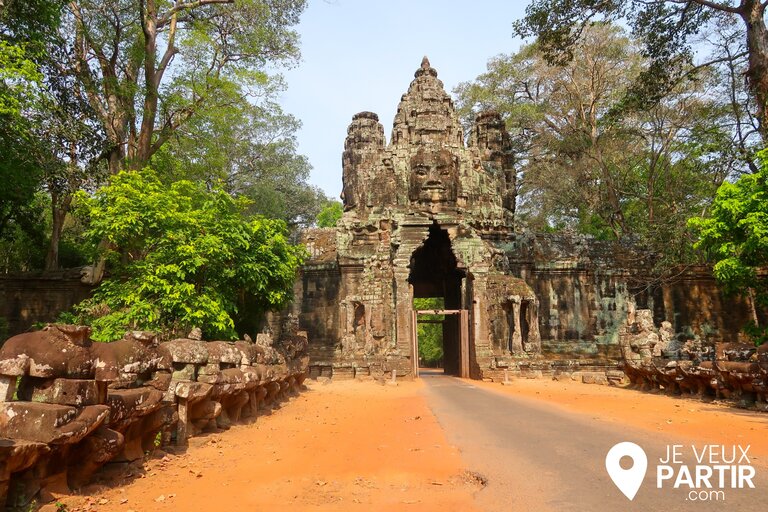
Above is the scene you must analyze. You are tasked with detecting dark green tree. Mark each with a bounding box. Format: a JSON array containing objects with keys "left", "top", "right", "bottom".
[
  {"left": 0, "top": 0, "right": 62, "bottom": 262},
  {"left": 689, "top": 149, "right": 768, "bottom": 340},
  {"left": 316, "top": 200, "right": 343, "bottom": 228},
  {"left": 71, "top": 169, "right": 305, "bottom": 341},
  {"left": 152, "top": 86, "right": 326, "bottom": 229}
]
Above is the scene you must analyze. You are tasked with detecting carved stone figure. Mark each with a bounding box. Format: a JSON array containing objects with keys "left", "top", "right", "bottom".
[{"left": 408, "top": 148, "right": 458, "bottom": 204}]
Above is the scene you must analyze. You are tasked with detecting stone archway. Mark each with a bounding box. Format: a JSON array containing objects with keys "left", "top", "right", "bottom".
[{"left": 408, "top": 223, "right": 467, "bottom": 375}]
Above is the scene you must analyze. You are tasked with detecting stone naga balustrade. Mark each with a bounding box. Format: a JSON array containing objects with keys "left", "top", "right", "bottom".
[
  {"left": 0, "top": 324, "right": 309, "bottom": 507},
  {"left": 620, "top": 310, "right": 768, "bottom": 407}
]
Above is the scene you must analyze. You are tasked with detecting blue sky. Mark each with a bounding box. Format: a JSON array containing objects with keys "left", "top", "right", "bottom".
[{"left": 279, "top": 0, "right": 528, "bottom": 199}]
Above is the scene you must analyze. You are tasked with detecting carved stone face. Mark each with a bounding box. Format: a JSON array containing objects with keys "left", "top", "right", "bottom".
[{"left": 408, "top": 148, "right": 458, "bottom": 204}]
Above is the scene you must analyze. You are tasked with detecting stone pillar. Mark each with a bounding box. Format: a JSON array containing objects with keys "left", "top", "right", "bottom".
[
  {"left": 393, "top": 267, "right": 414, "bottom": 360},
  {"left": 526, "top": 301, "right": 542, "bottom": 353},
  {"left": 176, "top": 397, "right": 189, "bottom": 445},
  {"left": 471, "top": 272, "right": 492, "bottom": 356},
  {"left": 511, "top": 301, "right": 523, "bottom": 354}
]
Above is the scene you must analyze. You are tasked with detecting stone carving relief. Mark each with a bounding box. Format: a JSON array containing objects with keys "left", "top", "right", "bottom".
[{"left": 408, "top": 148, "right": 458, "bottom": 205}]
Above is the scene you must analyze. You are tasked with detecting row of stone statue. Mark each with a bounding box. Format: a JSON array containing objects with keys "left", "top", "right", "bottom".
[
  {"left": 620, "top": 310, "right": 768, "bottom": 406},
  {"left": 0, "top": 324, "right": 309, "bottom": 508}
]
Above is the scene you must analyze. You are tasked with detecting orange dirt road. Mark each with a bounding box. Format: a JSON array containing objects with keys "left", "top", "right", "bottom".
[
  {"left": 53, "top": 376, "right": 768, "bottom": 512},
  {"left": 55, "top": 380, "right": 481, "bottom": 512}
]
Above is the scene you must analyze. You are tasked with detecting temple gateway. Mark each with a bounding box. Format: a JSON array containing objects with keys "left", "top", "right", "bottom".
[{"left": 291, "top": 58, "right": 753, "bottom": 380}]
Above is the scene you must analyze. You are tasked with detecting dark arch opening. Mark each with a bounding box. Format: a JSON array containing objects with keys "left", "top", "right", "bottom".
[{"left": 409, "top": 223, "right": 465, "bottom": 375}]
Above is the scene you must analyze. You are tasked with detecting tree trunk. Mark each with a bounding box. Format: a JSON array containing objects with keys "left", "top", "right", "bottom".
[
  {"left": 742, "top": 0, "right": 768, "bottom": 140},
  {"left": 748, "top": 287, "right": 760, "bottom": 328},
  {"left": 134, "top": 0, "right": 160, "bottom": 170},
  {"left": 107, "top": 145, "right": 122, "bottom": 175},
  {"left": 45, "top": 192, "right": 72, "bottom": 271}
]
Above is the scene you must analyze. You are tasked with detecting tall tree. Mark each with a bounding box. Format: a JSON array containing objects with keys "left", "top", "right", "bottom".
[
  {"left": 455, "top": 23, "right": 742, "bottom": 266},
  {"left": 2, "top": 0, "right": 110, "bottom": 269},
  {"left": 63, "top": 0, "right": 305, "bottom": 174},
  {"left": 0, "top": 0, "right": 60, "bottom": 251},
  {"left": 151, "top": 82, "right": 327, "bottom": 229},
  {"left": 2, "top": 0, "right": 309, "bottom": 271},
  {"left": 515, "top": 0, "right": 768, "bottom": 140}
]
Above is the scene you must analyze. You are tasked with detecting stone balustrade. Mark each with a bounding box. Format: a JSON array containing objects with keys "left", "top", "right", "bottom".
[
  {"left": 0, "top": 324, "right": 309, "bottom": 507},
  {"left": 620, "top": 310, "right": 768, "bottom": 407}
]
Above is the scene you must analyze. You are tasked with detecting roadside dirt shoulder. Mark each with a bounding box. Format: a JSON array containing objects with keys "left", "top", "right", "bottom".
[{"left": 55, "top": 380, "right": 481, "bottom": 512}]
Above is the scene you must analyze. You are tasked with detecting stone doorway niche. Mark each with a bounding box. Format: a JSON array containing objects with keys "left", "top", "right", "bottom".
[{"left": 408, "top": 223, "right": 466, "bottom": 376}]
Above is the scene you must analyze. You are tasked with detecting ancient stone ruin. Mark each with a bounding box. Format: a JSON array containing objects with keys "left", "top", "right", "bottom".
[
  {"left": 620, "top": 307, "right": 768, "bottom": 407},
  {"left": 0, "top": 323, "right": 308, "bottom": 507},
  {"left": 294, "top": 57, "right": 761, "bottom": 381}
]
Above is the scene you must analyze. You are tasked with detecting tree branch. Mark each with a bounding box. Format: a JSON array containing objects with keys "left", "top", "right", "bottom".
[
  {"left": 155, "top": 13, "right": 178, "bottom": 88},
  {"left": 687, "top": 0, "right": 742, "bottom": 14},
  {"left": 157, "top": 0, "right": 234, "bottom": 27}
]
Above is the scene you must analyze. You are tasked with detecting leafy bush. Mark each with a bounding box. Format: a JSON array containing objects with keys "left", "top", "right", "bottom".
[
  {"left": 70, "top": 169, "right": 305, "bottom": 341},
  {"left": 689, "top": 149, "right": 768, "bottom": 344}
]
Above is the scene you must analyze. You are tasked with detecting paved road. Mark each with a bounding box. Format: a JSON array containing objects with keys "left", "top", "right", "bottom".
[{"left": 421, "top": 370, "right": 768, "bottom": 512}]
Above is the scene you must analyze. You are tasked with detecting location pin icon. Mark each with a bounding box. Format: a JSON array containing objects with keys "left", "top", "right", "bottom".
[{"left": 605, "top": 441, "right": 647, "bottom": 500}]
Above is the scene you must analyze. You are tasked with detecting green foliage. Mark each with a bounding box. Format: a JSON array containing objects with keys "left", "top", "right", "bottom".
[
  {"left": 514, "top": 0, "right": 713, "bottom": 109},
  {"left": 0, "top": 41, "right": 42, "bottom": 117},
  {"left": 743, "top": 323, "right": 768, "bottom": 348},
  {"left": 455, "top": 23, "right": 743, "bottom": 271},
  {"left": 316, "top": 201, "right": 343, "bottom": 228},
  {"left": 59, "top": 0, "right": 307, "bottom": 172},
  {"left": 1, "top": 0, "right": 311, "bottom": 271},
  {"left": 70, "top": 169, "right": 305, "bottom": 341},
  {"left": 152, "top": 87, "right": 325, "bottom": 229},
  {"left": 1, "top": 0, "right": 108, "bottom": 269},
  {"left": 414, "top": 297, "right": 444, "bottom": 367},
  {"left": 689, "top": 149, "right": 768, "bottom": 332},
  {"left": 0, "top": 39, "right": 44, "bottom": 242}
]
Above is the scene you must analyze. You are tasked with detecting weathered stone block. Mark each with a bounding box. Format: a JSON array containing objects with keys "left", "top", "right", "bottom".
[
  {"left": 198, "top": 363, "right": 220, "bottom": 376},
  {"left": 0, "top": 402, "right": 108, "bottom": 444},
  {"left": 0, "top": 325, "right": 94, "bottom": 379},
  {"left": 0, "top": 355, "right": 29, "bottom": 377},
  {"left": 582, "top": 372, "right": 608, "bottom": 385},
  {"left": 107, "top": 388, "right": 164, "bottom": 424},
  {"left": 29, "top": 378, "right": 99, "bottom": 406},
  {"left": 147, "top": 371, "right": 172, "bottom": 391},
  {"left": 206, "top": 341, "right": 242, "bottom": 365},
  {"left": 174, "top": 381, "right": 211, "bottom": 401},
  {"left": 0, "top": 375, "right": 17, "bottom": 402},
  {"left": 160, "top": 339, "right": 208, "bottom": 364},
  {"left": 172, "top": 363, "right": 196, "bottom": 381}
]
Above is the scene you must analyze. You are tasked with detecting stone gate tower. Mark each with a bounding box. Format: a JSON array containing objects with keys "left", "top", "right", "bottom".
[
  {"left": 293, "top": 58, "right": 541, "bottom": 379},
  {"left": 293, "top": 57, "right": 760, "bottom": 380}
]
